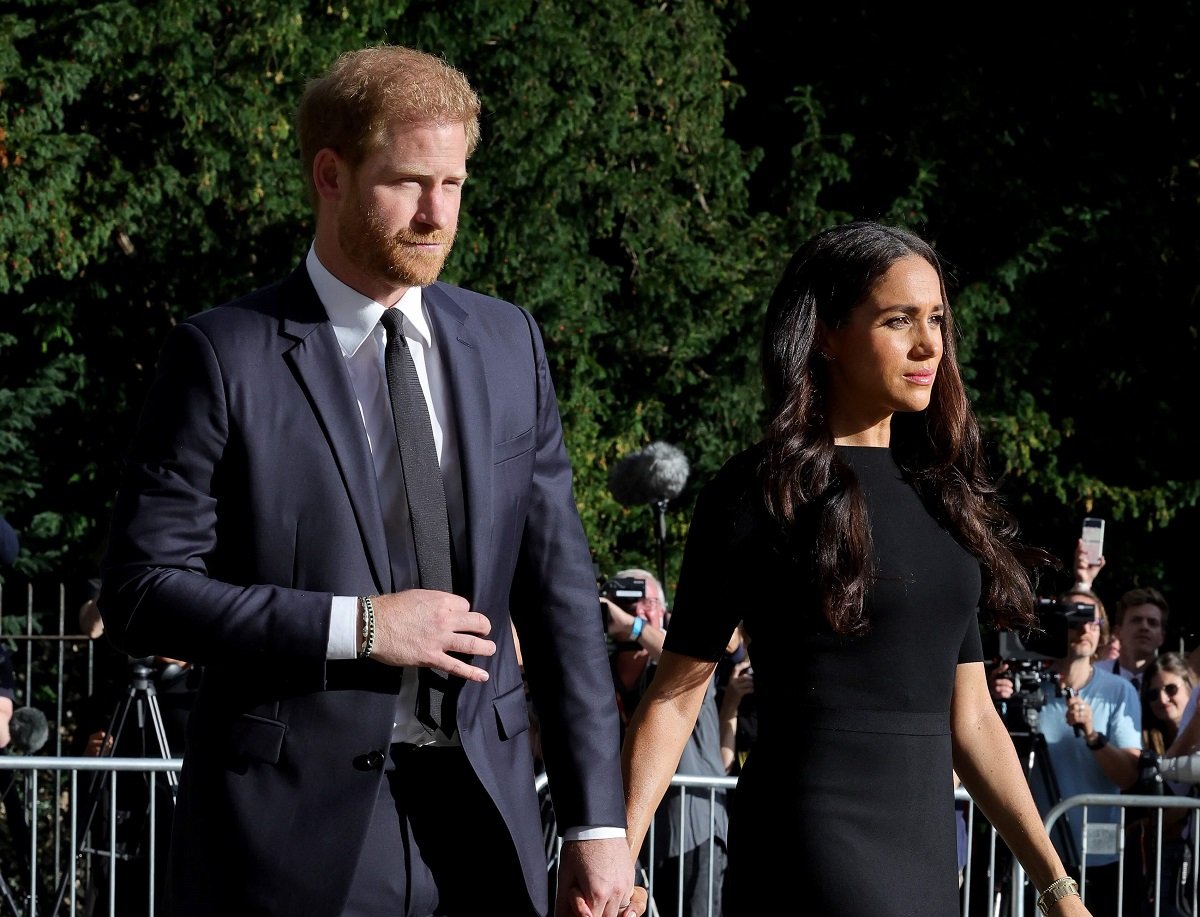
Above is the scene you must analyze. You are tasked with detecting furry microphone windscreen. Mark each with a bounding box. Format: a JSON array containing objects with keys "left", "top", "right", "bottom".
[
  {"left": 608, "top": 441, "right": 689, "bottom": 506},
  {"left": 10, "top": 706, "right": 49, "bottom": 754}
]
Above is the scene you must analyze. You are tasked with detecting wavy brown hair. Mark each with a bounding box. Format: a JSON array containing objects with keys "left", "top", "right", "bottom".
[
  {"left": 1140, "top": 651, "right": 1194, "bottom": 753},
  {"left": 759, "top": 221, "right": 1051, "bottom": 635}
]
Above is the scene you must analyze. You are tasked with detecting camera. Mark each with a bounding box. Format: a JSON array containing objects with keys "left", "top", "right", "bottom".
[
  {"left": 993, "top": 597, "right": 1098, "bottom": 734},
  {"left": 599, "top": 576, "right": 646, "bottom": 626},
  {"left": 998, "top": 597, "right": 1098, "bottom": 662}
]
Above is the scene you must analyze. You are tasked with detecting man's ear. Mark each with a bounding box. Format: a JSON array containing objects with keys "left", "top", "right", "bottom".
[{"left": 312, "top": 148, "right": 348, "bottom": 203}]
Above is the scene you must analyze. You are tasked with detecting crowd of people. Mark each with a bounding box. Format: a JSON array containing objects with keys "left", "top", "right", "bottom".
[
  {"left": 601, "top": 568, "right": 739, "bottom": 917},
  {"left": 984, "top": 537, "right": 1188, "bottom": 916},
  {"left": 1, "top": 41, "right": 1196, "bottom": 917}
]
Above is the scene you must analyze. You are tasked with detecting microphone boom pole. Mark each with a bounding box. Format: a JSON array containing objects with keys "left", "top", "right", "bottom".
[{"left": 608, "top": 441, "right": 689, "bottom": 593}]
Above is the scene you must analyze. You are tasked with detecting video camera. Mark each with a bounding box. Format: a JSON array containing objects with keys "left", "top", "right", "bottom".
[
  {"left": 999, "top": 597, "right": 1099, "bottom": 662},
  {"left": 598, "top": 576, "right": 646, "bottom": 627},
  {"left": 993, "top": 597, "right": 1099, "bottom": 734}
]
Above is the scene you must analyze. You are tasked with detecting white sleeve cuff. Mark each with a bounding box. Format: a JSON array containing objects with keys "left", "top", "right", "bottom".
[
  {"left": 328, "top": 595, "right": 359, "bottom": 660},
  {"left": 562, "top": 826, "right": 627, "bottom": 841}
]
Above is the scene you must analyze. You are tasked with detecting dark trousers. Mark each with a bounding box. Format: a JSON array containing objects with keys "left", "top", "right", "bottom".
[{"left": 342, "top": 744, "right": 534, "bottom": 917}]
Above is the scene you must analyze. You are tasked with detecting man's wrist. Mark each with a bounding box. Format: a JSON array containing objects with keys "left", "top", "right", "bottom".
[
  {"left": 1086, "top": 731, "right": 1108, "bottom": 750},
  {"left": 629, "top": 616, "right": 645, "bottom": 641}
]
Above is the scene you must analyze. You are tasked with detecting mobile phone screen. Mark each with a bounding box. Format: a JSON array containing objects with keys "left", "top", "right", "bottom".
[{"left": 1082, "top": 517, "right": 1105, "bottom": 566}]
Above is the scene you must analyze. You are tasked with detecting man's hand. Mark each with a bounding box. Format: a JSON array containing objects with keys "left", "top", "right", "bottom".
[
  {"left": 79, "top": 597, "right": 104, "bottom": 639},
  {"left": 602, "top": 598, "right": 639, "bottom": 642},
  {"left": 1066, "top": 693, "right": 1094, "bottom": 737},
  {"left": 1073, "top": 537, "right": 1105, "bottom": 588},
  {"left": 367, "top": 589, "right": 496, "bottom": 680},
  {"left": 555, "top": 837, "right": 639, "bottom": 917},
  {"left": 988, "top": 662, "right": 1015, "bottom": 700},
  {"left": 84, "top": 730, "right": 114, "bottom": 757},
  {"left": 724, "top": 658, "right": 755, "bottom": 706}
]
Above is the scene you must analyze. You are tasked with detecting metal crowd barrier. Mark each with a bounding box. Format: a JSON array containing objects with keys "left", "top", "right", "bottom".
[
  {"left": 1, "top": 758, "right": 1199, "bottom": 917},
  {"left": 2, "top": 584, "right": 1198, "bottom": 916}
]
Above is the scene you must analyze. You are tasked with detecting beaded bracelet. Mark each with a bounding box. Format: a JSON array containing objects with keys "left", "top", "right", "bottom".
[{"left": 358, "top": 595, "right": 377, "bottom": 660}]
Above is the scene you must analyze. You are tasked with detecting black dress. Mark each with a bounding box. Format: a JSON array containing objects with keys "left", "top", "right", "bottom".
[{"left": 664, "top": 445, "right": 984, "bottom": 916}]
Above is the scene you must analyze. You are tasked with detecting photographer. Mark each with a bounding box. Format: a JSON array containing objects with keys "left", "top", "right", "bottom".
[
  {"left": 600, "top": 568, "right": 731, "bottom": 917},
  {"left": 997, "top": 588, "right": 1141, "bottom": 917}
]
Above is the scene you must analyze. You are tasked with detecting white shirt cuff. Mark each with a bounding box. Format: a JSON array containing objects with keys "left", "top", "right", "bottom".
[
  {"left": 328, "top": 595, "right": 359, "bottom": 659},
  {"left": 563, "top": 826, "right": 627, "bottom": 841}
]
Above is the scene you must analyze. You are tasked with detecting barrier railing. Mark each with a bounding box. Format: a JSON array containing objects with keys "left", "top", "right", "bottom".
[
  {"left": 1, "top": 758, "right": 1198, "bottom": 917},
  {"left": 0, "top": 575, "right": 1194, "bottom": 917}
]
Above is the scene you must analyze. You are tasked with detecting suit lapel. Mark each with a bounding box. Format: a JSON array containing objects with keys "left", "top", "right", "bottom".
[
  {"left": 424, "top": 284, "right": 491, "bottom": 603},
  {"left": 277, "top": 267, "right": 391, "bottom": 594}
]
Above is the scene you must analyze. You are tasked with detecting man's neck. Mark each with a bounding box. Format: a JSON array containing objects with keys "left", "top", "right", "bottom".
[
  {"left": 1117, "top": 651, "right": 1152, "bottom": 674},
  {"left": 312, "top": 235, "right": 410, "bottom": 307},
  {"left": 1054, "top": 657, "right": 1095, "bottom": 693}
]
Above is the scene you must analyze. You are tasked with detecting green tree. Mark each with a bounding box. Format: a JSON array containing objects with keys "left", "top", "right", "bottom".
[
  {"left": 727, "top": 4, "right": 1200, "bottom": 623},
  {"left": 4, "top": 1, "right": 1197, "bottom": 631},
  {"left": 0, "top": 0, "right": 799, "bottom": 593}
]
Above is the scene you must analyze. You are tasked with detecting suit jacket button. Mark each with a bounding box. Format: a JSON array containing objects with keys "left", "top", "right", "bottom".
[{"left": 354, "top": 750, "right": 386, "bottom": 771}]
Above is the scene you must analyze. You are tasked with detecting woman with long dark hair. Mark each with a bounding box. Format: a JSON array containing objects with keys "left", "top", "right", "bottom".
[{"left": 620, "top": 221, "right": 1091, "bottom": 916}]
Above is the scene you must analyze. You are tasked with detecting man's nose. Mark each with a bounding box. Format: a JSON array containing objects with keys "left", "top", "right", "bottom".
[{"left": 416, "top": 189, "right": 451, "bottom": 228}]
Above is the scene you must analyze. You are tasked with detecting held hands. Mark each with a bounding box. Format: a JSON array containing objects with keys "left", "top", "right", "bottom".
[
  {"left": 366, "top": 590, "right": 495, "bottom": 681},
  {"left": 626, "top": 886, "right": 648, "bottom": 916},
  {"left": 555, "top": 837, "right": 641, "bottom": 917}
]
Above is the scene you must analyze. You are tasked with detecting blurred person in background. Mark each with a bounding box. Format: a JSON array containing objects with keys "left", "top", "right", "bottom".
[
  {"left": 1023, "top": 586, "right": 1141, "bottom": 917},
  {"left": 603, "top": 568, "right": 731, "bottom": 917},
  {"left": 1106, "top": 588, "right": 1169, "bottom": 691},
  {"left": 1129, "top": 653, "right": 1197, "bottom": 916}
]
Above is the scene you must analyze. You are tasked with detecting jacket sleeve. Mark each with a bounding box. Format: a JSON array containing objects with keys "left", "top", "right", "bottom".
[
  {"left": 507, "top": 309, "right": 626, "bottom": 833},
  {"left": 99, "top": 321, "right": 331, "bottom": 687}
]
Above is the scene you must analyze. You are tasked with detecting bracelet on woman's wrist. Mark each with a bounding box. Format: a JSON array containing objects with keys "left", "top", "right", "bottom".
[{"left": 1037, "top": 876, "right": 1080, "bottom": 914}]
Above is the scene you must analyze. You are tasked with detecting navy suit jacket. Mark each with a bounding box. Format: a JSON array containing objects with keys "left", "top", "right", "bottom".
[{"left": 100, "top": 264, "right": 624, "bottom": 915}]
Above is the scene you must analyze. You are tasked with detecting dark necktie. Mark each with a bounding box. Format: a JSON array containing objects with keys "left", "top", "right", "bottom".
[{"left": 379, "top": 307, "right": 457, "bottom": 737}]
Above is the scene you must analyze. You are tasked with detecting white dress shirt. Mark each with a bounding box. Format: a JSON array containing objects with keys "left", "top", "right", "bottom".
[
  {"left": 306, "top": 246, "right": 623, "bottom": 838},
  {"left": 307, "top": 245, "right": 465, "bottom": 747}
]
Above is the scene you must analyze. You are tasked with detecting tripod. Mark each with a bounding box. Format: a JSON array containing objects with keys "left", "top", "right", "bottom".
[
  {"left": 991, "top": 681, "right": 1081, "bottom": 916},
  {"left": 50, "top": 658, "right": 178, "bottom": 917}
]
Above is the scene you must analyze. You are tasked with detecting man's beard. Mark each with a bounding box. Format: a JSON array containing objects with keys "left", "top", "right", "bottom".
[{"left": 338, "top": 196, "right": 455, "bottom": 289}]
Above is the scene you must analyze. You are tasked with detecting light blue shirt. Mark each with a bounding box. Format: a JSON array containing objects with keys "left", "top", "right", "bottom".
[{"left": 1028, "top": 667, "right": 1141, "bottom": 867}]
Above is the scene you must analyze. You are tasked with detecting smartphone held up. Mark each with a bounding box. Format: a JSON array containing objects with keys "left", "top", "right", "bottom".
[{"left": 1082, "top": 517, "right": 1105, "bottom": 567}]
